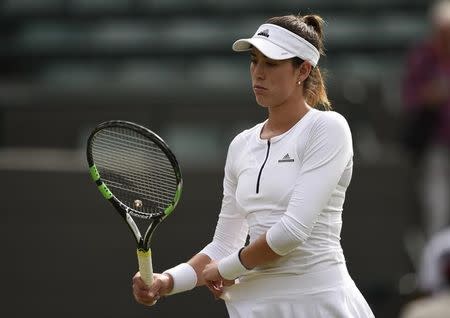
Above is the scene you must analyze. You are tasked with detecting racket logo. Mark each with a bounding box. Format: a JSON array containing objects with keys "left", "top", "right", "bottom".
[{"left": 127, "top": 200, "right": 161, "bottom": 219}]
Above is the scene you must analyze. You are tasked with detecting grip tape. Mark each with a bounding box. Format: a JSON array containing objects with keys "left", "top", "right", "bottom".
[{"left": 137, "top": 249, "right": 154, "bottom": 286}]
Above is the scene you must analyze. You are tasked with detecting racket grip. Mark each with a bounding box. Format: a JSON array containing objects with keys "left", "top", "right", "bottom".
[{"left": 137, "top": 249, "right": 154, "bottom": 287}]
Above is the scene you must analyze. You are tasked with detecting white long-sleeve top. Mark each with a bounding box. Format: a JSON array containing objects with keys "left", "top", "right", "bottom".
[{"left": 200, "top": 108, "right": 354, "bottom": 278}]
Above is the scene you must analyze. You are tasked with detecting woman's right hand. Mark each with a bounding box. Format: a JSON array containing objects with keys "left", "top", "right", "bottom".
[{"left": 132, "top": 272, "right": 173, "bottom": 306}]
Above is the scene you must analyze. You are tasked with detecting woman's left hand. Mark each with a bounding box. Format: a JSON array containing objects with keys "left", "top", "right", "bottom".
[{"left": 202, "top": 261, "right": 234, "bottom": 299}]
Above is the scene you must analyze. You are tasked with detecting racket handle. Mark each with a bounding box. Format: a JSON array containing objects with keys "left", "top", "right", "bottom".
[{"left": 137, "top": 249, "right": 154, "bottom": 287}]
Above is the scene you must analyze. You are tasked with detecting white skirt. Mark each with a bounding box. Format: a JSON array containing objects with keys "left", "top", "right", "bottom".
[{"left": 221, "top": 264, "right": 375, "bottom": 318}]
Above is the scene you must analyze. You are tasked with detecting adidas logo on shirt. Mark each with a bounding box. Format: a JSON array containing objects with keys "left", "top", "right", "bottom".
[{"left": 278, "top": 153, "right": 294, "bottom": 163}]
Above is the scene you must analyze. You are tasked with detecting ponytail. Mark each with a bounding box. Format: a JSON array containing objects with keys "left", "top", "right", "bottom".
[{"left": 304, "top": 66, "right": 331, "bottom": 110}]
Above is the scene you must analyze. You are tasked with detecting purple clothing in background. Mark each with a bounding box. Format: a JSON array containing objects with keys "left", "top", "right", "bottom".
[{"left": 403, "top": 40, "right": 450, "bottom": 146}]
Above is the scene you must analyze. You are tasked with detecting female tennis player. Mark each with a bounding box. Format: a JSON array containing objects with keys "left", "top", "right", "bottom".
[{"left": 132, "top": 13, "right": 375, "bottom": 317}]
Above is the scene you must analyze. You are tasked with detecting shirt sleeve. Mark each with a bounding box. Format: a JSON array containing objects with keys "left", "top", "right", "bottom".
[
  {"left": 266, "top": 112, "right": 353, "bottom": 255},
  {"left": 199, "top": 135, "right": 248, "bottom": 260}
]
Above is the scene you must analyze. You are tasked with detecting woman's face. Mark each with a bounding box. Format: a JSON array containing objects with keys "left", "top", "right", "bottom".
[{"left": 250, "top": 48, "right": 301, "bottom": 108}]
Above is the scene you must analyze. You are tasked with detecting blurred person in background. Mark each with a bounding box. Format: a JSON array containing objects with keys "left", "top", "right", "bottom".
[
  {"left": 132, "top": 13, "right": 374, "bottom": 317},
  {"left": 400, "top": 227, "right": 450, "bottom": 318},
  {"left": 402, "top": 0, "right": 450, "bottom": 238},
  {"left": 417, "top": 227, "right": 450, "bottom": 295}
]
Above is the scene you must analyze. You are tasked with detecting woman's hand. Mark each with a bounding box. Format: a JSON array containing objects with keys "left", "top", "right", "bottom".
[
  {"left": 132, "top": 272, "right": 173, "bottom": 306},
  {"left": 202, "top": 261, "right": 235, "bottom": 299}
]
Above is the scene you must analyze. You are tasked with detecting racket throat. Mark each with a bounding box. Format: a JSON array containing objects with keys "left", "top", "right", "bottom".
[{"left": 141, "top": 219, "right": 161, "bottom": 249}]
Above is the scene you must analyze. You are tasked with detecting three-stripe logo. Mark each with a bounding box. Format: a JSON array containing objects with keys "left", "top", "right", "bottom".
[{"left": 278, "top": 153, "right": 294, "bottom": 163}]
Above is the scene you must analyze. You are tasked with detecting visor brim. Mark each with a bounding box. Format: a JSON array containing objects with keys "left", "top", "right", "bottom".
[{"left": 232, "top": 38, "right": 296, "bottom": 60}]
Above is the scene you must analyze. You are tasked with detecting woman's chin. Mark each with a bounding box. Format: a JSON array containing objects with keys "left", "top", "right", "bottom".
[{"left": 255, "top": 96, "right": 270, "bottom": 108}]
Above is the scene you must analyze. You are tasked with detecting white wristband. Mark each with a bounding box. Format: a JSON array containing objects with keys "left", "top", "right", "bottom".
[
  {"left": 163, "top": 263, "right": 197, "bottom": 295},
  {"left": 218, "top": 248, "right": 249, "bottom": 280}
]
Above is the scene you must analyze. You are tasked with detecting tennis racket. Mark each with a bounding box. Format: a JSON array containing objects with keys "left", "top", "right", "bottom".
[{"left": 86, "top": 120, "right": 182, "bottom": 288}]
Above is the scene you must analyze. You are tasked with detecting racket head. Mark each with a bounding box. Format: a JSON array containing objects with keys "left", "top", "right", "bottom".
[{"left": 86, "top": 120, "right": 183, "bottom": 222}]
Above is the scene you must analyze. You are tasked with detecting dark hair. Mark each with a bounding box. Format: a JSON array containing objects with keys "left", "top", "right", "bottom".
[{"left": 266, "top": 14, "right": 331, "bottom": 110}]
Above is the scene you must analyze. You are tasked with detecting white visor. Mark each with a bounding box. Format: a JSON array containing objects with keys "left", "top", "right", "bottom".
[{"left": 232, "top": 23, "right": 320, "bottom": 67}]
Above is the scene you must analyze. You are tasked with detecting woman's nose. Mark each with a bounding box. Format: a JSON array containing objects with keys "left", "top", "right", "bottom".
[{"left": 252, "top": 64, "right": 265, "bottom": 80}]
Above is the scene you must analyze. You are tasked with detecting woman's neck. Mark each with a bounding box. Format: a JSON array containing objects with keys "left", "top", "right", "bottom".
[{"left": 261, "top": 100, "right": 310, "bottom": 139}]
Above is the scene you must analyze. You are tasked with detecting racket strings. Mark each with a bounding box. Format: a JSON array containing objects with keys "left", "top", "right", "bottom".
[
  {"left": 93, "top": 139, "right": 176, "bottom": 182},
  {"left": 105, "top": 180, "right": 174, "bottom": 206},
  {"left": 94, "top": 150, "right": 176, "bottom": 209},
  {"left": 93, "top": 142, "right": 177, "bottom": 193},
  {"left": 91, "top": 127, "right": 178, "bottom": 216},
  {"left": 94, "top": 130, "right": 176, "bottom": 167},
  {"left": 94, "top": 138, "right": 177, "bottom": 190},
  {"left": 93, "top": 128, "right": 178, "bottom": 184}
]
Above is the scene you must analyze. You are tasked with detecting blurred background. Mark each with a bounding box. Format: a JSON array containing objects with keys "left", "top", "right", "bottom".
[{"left": 1, "top": 0, "right": 449, "bottom": 317}]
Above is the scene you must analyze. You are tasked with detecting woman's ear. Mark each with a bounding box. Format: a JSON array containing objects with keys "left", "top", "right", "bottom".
[{"left": 297, "top": 62, "right": 312, "bottom": 83}]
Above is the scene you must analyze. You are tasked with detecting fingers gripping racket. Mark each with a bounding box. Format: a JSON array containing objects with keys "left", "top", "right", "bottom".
[{"left": 86, "top": 120, "right": 182, "bottom": 287}]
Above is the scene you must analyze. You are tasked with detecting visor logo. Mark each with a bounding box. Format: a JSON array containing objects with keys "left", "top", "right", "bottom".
[{"left": 257, "top": 29, "right": 269, "bottom": 37}]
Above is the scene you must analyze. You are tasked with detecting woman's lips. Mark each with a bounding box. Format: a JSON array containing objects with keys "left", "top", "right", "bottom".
[{"left": 253, "top": 85, "right": 267, "bottom": 93}]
